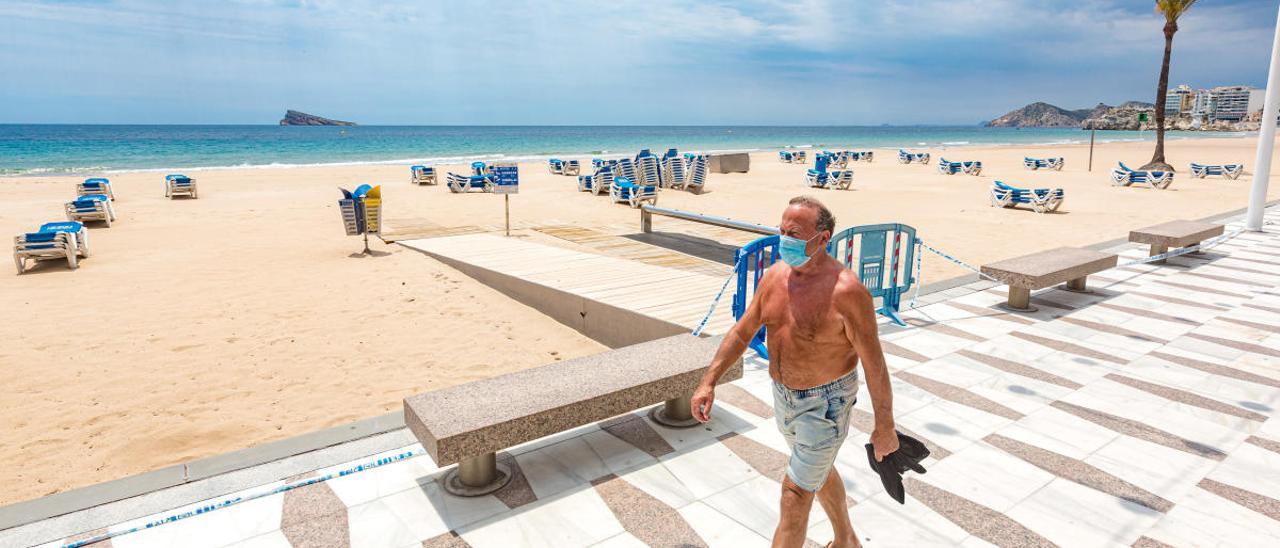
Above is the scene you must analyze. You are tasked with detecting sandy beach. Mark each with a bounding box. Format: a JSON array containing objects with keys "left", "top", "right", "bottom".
[{"left": 1, "top": 136, "right": 1277, "bottom": 506}]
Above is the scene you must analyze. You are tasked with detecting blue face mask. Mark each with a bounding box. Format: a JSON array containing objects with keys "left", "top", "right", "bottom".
[{"left": 779, "top": 233, "right": 820, "bottom": 268}]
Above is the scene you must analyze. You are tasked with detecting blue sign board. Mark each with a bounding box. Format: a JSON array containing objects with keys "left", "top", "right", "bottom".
[{"left": 491, "top": 165, "right": 519, "bottom": 194}]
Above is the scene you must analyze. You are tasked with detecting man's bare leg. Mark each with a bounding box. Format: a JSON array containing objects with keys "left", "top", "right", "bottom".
[
  {"left": 773, "top": 475, "right": 816, "bottom": 548},
  {"left": 815, "top": 468, "right": 860, "bottom": 548}
]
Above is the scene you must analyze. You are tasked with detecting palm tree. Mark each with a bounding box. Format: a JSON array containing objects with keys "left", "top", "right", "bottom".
[{"left": 1143, "top": 0, "right": 1199, "bottom": 171}]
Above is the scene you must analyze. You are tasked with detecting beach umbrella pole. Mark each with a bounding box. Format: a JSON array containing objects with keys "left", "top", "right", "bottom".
[{"left": 1247, "top": 3, "right": 1280, "bottom": 231}]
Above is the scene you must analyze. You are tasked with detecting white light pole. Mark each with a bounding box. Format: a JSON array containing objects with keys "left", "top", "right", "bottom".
[{"left": 1246, "top": 4, "right": 1280, "bottom": 231}]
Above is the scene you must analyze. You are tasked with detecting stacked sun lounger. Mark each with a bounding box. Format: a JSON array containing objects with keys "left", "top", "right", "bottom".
[
  {"left": 165, "top": 174, "right": 198, "bottom": 198},
  {"left": 937, "top": 158, "right": 982, "bottom": 176},
  {"left": 410, "top": 165, "right": 437, "bottom": 185},
  {"left": 14, "top": 221, "right": 89, "bottom": 274},
  {"left": 611, "top": 176, "right": 658, "bottom": 208},
  {"left": 635, "top": 149, "right": 662, "bottom": 186},
  {"left": 548, "top": 158, "right": 565, "bottom": 175},
  {"left": 64, "top": 194, "right": 116, "bottom": 226},
  {"left": 1024, "top": 157, "right": 1064, "bottom": 171},
  {"left": 684, "top": 155, "right": 708, "bottom": 192},
  {"left": 847, "top": 151, "right": 874, "bottom": 162},
  {"left": 578, "top": 163, "right": 614, "bottom": 195},
  {"left": 1111, "top": 162, "right": 1173, "bottom": 189},
  {"left": 1189, "top": 163, "right": 1244, "bottom": 180},
  {"left": 446, "top": 172, "right": 494, "bottom": 193},
  {"left": 805, "top": 156, "right": 853, "bottom": 190},
  {"left": 990, "top": 181, "right": 1064, "bottom": 214},
  {"left": 661, "top": 154, "right": 687, "bottom": 189},
  {"left": 898, "top": 149, "right": 930, "bottom": 164},
  {"left": 77, "top": 178, "right": 115, "bottom": 200}
]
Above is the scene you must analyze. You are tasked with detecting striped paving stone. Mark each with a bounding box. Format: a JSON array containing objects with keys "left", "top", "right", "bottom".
[
  {"left": 1146, "top": 350, "right": 1280, "bottom": 389},
  {"left": 1197, "top": 479, "right": 1280, "bottom": 522},
  {"left": 1007, "top": 331, "right": 1129, "bottom": 365},
  {"left": 984, "top": 433, "right": 1173, "bottom": 512},
  {"left": 894, "top": 371, "right": 1025, "bottom": 421},
  {"left": 1182, "top": 332, "right": 1280, "bottom": 359},
  {"left": 903, "top": 478, "right": 1056, "bottom": 548},
  {"left": 1048, "top": 401, "right": 1228, "bottom": 461},
  {"left": 1103, "top": 373, "right": 1268, "bottom": 422}
]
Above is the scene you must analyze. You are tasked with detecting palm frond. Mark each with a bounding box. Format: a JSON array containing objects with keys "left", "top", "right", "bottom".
[{"left": 1156, "top": 0, "right": 1199, "bottom": 22}]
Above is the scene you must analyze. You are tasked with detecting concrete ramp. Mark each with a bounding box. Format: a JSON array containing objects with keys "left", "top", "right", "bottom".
[{"left": 399, "top": 234, "right": 737, "bottom": 348}]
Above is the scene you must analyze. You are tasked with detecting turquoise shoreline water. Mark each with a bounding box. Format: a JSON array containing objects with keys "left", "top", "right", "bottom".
[{"left": 0, "top": 125, "right": 1249, "bottom": 176}]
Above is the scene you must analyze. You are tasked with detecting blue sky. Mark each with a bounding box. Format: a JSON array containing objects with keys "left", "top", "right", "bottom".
[{"left": 0, "top": 0, "right": 1275, "bottom": 125}]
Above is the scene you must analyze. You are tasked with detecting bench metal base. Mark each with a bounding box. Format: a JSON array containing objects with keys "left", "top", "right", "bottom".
[
  {"left": 649, "top": 395, "right": 700, "bottom": 428},
  {"left": 443, "top": 453, "right": 512, "bottom": 497}
]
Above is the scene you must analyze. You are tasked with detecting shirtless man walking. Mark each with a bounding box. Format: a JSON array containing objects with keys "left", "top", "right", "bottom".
[{"left": 691, "top": 196, "right": 898, "bottom": 548}]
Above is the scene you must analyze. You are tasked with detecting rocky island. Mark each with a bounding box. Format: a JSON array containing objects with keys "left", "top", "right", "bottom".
[{"left": 279, "top": 110, "right": 356, "bottom": 126}]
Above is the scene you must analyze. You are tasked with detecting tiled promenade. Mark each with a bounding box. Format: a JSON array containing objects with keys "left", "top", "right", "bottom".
[{"left": 24, "top": 207, "right": 1280, "bottom": 547}]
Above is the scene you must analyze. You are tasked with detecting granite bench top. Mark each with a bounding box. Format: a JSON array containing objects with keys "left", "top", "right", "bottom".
[
  {"left": 404, "top": 334, "right": 741, "bottom": 466},
  {"left": 1129, "top": 220, "right": 1224, "bottom": 248},
  {"left": 980, "top": 247, "right": 1117, "bottom": 291}
]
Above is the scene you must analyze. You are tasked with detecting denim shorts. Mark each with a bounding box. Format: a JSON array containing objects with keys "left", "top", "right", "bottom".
[{"left": 772, "top": 369, "right": 859, "bottom": 492}]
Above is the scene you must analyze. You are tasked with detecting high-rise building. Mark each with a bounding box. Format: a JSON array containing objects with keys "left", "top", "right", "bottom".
[
  {"left": 1211, "top": 86, "right": 1259, "bottom": 122},
  {"left": 1247, "top": 88, "right": 1266, "bottom": 117},
  {"left": 1190, "top": 89, "right": 1215, "bottom": 124},
  {"left": 1164, "top": 84, "right": 1194, "bottom": 115}
]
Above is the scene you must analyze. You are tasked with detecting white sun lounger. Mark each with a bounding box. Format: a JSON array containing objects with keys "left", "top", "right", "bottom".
[
  {"left": 165, "top": 174, "right": 198, "bottom": 198},
  {"left": 14, "top": 221, "right": 89, "bottom": 274},
  {"left": 1189, "top": 163, "right": 1243, "bottom": 180},
  {"left": 411, "top": 165, "right": 438, "bottom": 185},
  {"left": 77, "top": 178, "right": 115, "bottom": 201},
  {"left": 65, "top": 194, "right": 115, "bottom": 226}
]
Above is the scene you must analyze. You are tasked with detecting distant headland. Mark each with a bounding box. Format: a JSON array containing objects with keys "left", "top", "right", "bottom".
[
  {"left": 985, "top": 100, "right": 1262, "bottom": 132},
  {"left": 279, "top": 110, "right": 356, "bottom": 126}
]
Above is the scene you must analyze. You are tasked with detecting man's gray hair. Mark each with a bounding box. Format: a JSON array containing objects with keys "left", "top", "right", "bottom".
[{"left": 788, "top": 195, "right": 836, "bottom": 235}]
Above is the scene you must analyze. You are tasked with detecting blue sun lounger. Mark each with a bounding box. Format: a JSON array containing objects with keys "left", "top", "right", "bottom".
[
  {"left": 661, "top": 154, "right": 687, "bottom": 189},
  {"left": 990, "top": 181, "right": 1064, "bottom": 213},
  {"left": 563, "top": 160, "right": 580, "bottom": 176},
  {"left": 1189, "top": 163, "right": 1243, "bottom": 180},
  {"left": 634, "top": 149, "right": 662, "bottom": 186},
  {"left": 898, "top": 149, "right": 930, "bottom": 164},
  {"left": 77, "top": 178, "right": 114, "bottom": 201},
  {"left": 548, "top": 158, "right": 565, "bottom": 175},
  {"left": 471, "top": 162, "right": 488, "bottom": 177},
  {"left": 1024, "top": 157, "right": 1064, "bottom": 171},
  {"left": 610, "top": 176, "right": 658, "bottom": 208},
  {"left": 446, "top": 172, "right": 494, "bottom": 193},
  {"left": 684, "top": 155, "right": 708, "bottom": 192},
  {"left": 779, "top": 150, "right": 796, "bottom": 163},
  {"left": 805, "top": 155, "right": 854, "bottom": 190},
  {"left": 578, "top": 164, "right": 614, "bottom": 195},
  {"left": 14, "top": 221, "right": 89, "bottom": 274},
  {"left": 847, "top": 151, "right": 874, "bottom": 163},
  {"left": 938, "top": 158, "right": 982, "bottom": 175},
  {"left": 65, "top": 194, "right": 116, "bottom": 226},
  {"left": 410, "top": 165, "right": 437, "bottom": 185},
  {"left": 165, "top": 174, "right": 198, "bottom": 198},
  {"left": 1111, "top": 162, "right": 1173, "bottom": 189}
]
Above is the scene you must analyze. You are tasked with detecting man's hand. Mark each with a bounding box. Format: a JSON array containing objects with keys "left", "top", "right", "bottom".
[
  {"left": 690, "top": 384, "right": 716, "bottom": 423},
  {"left": 870, "top": 428, "right": 899, "bottom": 462}
]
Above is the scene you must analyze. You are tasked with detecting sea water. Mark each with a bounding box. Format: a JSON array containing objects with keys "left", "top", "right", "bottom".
[{"left": 0, "top": 124, "right": 1244, "bottom": 176}]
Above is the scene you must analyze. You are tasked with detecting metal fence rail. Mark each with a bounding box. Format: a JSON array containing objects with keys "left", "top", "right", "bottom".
[{"left": 640, "top": 205, "right": 778, "bottom": 235}]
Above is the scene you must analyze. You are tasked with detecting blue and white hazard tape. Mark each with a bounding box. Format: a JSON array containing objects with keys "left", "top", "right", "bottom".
[
  {"left": 64, "top": 450, "right": 420, "bottom": 548},
  {"left": 692, "top": 262, "right": 739, "bottom": 337},
  {"left": 916, "top": 240, "right": 1002, "bottom": 282}
]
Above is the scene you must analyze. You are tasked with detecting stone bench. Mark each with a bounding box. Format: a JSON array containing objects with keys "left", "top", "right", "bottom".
[
  {"left": 403, "top": 334, "right": 741, "bottom": 496},
  {"left": 980, "top": 247, "right": 1117, "bottom": 311},
  {"left": 1129, "top": 220, "right": 1224, "bottom": 264}
]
